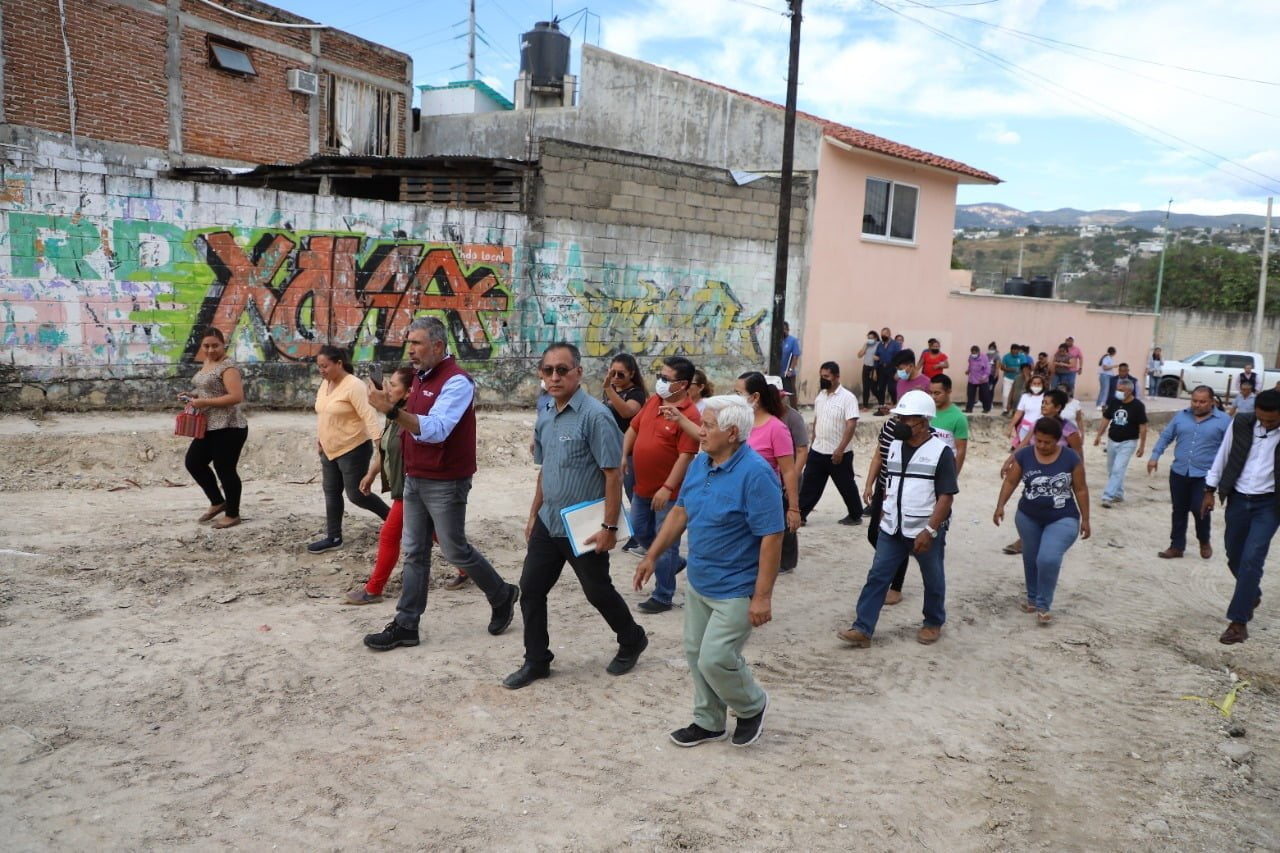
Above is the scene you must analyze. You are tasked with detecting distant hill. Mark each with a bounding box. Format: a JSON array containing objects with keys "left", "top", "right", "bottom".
[{"left": 956, "top": 203, "right": 1267, "bottom": 230}]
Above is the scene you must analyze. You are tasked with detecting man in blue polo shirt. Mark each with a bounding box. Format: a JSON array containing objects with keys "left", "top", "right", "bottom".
[
  {"left": 1147, "top": 385, "right": 1230, "bottom": 559},
  {"left": 634, "top": 396, "right": 784, "bottom": 748}
]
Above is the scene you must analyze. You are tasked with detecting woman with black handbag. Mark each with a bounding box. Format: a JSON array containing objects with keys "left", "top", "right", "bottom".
[{"left": 180, "top": 327, "right": 247, "bottom": 529}]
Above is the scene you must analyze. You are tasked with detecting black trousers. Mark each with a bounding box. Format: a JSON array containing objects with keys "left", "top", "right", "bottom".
[
  {"left": 861, "top": 365, "right": 882, "bottom": 407},
  {"left": 965, "top": 381, "right": 994, "bottom": 413},
  {"left": 1169, "top": 470, "right": 1212, "bottom": 550},
  {"left": 185, "top": 426, "right": 248, "bottom": 517},
  {"left": 320, "top": 440, "right": 390, "bottom": 538},
  {"left": 781, "top": 492, "right": 799, "bottom": 571},
  {"left": 878, "top": 367, "right": 899, "bottom": 405},
  {"left": 799, "top": 451, "right": 863, "bottom": 521},
  {"left": 519, "top": 517, "right": 644, "bottom": 666}
]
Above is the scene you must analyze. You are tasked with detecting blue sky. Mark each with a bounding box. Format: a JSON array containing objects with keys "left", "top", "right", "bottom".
[{"left": 299, "top": 0, "right": 1278, "bottom": 217}]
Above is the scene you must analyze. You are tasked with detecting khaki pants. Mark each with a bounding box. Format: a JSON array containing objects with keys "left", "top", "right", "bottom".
[{"left": 683, "top": 587, "right": 767, "bottom": 731}]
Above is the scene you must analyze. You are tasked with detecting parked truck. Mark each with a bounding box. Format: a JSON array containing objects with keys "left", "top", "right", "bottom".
[{"left": 1155, "top": 350, "right": 1280, "bottom": 398}]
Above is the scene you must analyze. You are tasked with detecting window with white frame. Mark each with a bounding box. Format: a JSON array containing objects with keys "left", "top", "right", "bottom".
[{"left": 861, "top": 178, "right": 919, "bottom": 242}]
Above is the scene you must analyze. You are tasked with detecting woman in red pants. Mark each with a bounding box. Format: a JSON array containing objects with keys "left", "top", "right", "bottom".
[{"left": 343, "top": 367, "right": 415, "bottom": 604}]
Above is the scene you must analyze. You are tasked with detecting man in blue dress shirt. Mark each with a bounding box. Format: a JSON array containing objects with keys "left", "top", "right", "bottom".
[{"left": 1147, "top": 385, "right": 1230, "bottom": 560}]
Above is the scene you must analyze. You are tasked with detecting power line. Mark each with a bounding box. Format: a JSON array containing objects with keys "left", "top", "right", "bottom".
[
  {"left": 894, "top": 0, "right": 1280, "bottom": 87},
  {"left": 866, "top": 0, "right": 1280, "bottom": 195}
]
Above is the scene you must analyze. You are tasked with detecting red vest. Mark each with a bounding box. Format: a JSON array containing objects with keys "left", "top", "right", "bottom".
[{"left": 401, "top": 356, "right": 478, "bottom": 480}]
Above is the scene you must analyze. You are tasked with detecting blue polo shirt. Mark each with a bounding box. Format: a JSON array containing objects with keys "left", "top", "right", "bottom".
[
  {"left": 781, "top": 334, "right": 802, "bottom": 374},
  {"left": 1151, "top": 406, "right": 1230, "bottom": 478},
  {"left": 677, "top": 443, "right": 785, "bottom": 599}
]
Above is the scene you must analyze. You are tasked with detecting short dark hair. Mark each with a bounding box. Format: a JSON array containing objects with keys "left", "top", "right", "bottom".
[
  {"left": 927, "top": 338, "right": 939, "bottom": 346},
  {"left": 820, "top": 360, "right": 840, "bottom": 375},
  {"left": 1240, "top": 378, "right": 1256, "bottom": 391},
  {"left": 663, "top": 356, "right": 695, "bottom": 382},
  {"left": 1255, "top": 389, "right": 1280, "bottom": 412},
  {"left": 542, "top": 341, "right": 581, "bottom": 366},
  {"left": 930, "top": 373, "right": 952, "bottom": 391},
  {"left": 893, "top": 349, "right": 916, "bottom": 368},
  {"left": 1191, "top": 385, "right": 1215, "bottom": 398},
  {"left": 1044, "top": 389, "right": 1069, "bottom": 410},
  {"left": 1033, "top": 416, "right": 1064, "bottom": 440},
  {"left": 1118, "top": 362, "right": 1129, "bottom": 370}
]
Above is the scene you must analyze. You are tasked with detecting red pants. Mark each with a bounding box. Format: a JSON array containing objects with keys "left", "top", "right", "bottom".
[{"left": 366, "top": 499, "right": 403, "bottom": 596}]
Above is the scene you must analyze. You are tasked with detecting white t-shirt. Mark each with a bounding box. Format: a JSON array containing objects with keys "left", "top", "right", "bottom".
[
  {"left": 1014, "top": 391, "right": 1046, "bottom": 445},
  {"left": 1062, "top": 398, "right": 1082, "bottom": 424},
  {"left": 811, "top": 385, "right": 860, "bottom": 454}
]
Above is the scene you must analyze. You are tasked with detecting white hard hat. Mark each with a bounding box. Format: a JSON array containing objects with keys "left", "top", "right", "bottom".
[{"left": 890, "top": 389, "right": 936, "bottom": 418}]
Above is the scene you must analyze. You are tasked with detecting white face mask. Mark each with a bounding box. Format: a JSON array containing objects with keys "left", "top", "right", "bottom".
[
  {"left": 868, "top": 337, "right": 878, "bottom": 343},
  {"left": 1029, "top": 385, "right": 1044, "bottom": 395},
  {"left": 655, "top": 378, "right": 674, "bottom": 399},
  {"left": 1115, "top": 390, "right": 1127, "bottom": 401}
]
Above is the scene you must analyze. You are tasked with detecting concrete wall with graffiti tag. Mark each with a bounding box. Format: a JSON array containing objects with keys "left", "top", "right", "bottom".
[{"left": 0, "top": 133, "right": 797, "bottom": 409}]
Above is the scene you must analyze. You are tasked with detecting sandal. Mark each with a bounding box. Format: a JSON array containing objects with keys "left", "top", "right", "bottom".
[
  {"left": 198, "top": 504, "right": 226, "bottom": 523},
  {"left": 1002, "top": 540, "right": 1023, "bottom": 555},
  {"left": 1019, "top": 601, "right": 1037, "bottom": 613},
  {"left": 1037, "top": 610, "right": 1053, "bottom": 625},
  {"left": 212, "top": 516, "right": 241, "bottom": 529}
]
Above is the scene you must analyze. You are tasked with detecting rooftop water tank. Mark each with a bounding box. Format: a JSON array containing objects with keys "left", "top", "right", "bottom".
[
  {"left": 1003, "top": 276, "right": 1029, "bottom": 297},
  {"left": 1029, "top": 275, "right": 1054, "bottom": 299},
  {"left": 520, "top": 21, "right": 570, "bottom": 89}
]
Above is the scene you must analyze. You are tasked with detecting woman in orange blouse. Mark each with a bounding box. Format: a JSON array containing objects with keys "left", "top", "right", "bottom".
[{"left": 309, "top": 346, "right": 389, "bottom": 553}]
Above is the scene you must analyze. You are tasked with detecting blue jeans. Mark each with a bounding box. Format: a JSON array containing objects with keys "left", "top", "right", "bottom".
[
  {"left": 395, "top": 476, "right": 507, "bottom": 629},
  {"left": 631, "top": 494, "right": 684, "bottom": 605},
  {"left": 1014, "top": 511, "right": 1079, "bottom": 611},
  {"left": 1103, "top": 439, "right": 1137, "bottom": 501},
  {"left": 852, "top": 529, "right": 946, "bottom": 636},
  {"left": 1222, "top": 492, "right": 1278, "bottom": 624},
  {"left": 1057, "top": 372, "right": 1077, "bottom": 396}
]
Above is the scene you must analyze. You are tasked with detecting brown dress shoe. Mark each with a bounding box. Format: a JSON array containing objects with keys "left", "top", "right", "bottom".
[
  {"left": 885, "top": 589, "right": 904, "bottom": 606},
  {"left": 1157, "top": 547, "right": 1184, "bottom": 559},
  {"left": 1199, "top": 542, "right": 1213, "bottom": 559},
  {"left": 836, "top": 627, "right": 871, "bottom": 648},
  {"left": 1218, "top": 622, "right": 1248, "bottom": 645},
  {"left": 917, "top": 625, "right": 941, "bottom": 645}
]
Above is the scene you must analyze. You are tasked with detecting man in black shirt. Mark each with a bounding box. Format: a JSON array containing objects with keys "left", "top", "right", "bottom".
[{"left": 1094, "top": 378, "right": 1147, "bottom": 508}]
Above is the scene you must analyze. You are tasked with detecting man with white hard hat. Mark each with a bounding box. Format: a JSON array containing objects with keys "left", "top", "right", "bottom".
[{"left": 838, "top": 390, "right": 958, "bottom": 648}]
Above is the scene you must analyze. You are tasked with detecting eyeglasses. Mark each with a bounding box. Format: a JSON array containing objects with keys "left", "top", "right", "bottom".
[
  {"left": 539, "top": 365, "right": 575, "bottom": 377},
  {"left": 609, "top": 370, "right": 628, "bottom": 378}
]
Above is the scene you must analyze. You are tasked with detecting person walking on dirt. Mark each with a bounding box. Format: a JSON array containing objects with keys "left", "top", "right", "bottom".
[
  {"left": 1147, "top": 386, "right": 1229, "bottom": 561},
  {"left": 1094, "top": 378, "right": 1147, "bottom": 508},
  {"left": 362, "top": 317, "right": 519, "bottom": 651},
  {"left": 180, "top": 327, "right": 247, "bottom": 530},
  {"left": 1202, "top": 388, "right": 1280, "bottom": 645}
]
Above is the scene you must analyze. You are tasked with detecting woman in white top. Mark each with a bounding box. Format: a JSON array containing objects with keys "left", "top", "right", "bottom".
[{"left": 1096, "top": 347, "right": 1117, "bottom": 409}]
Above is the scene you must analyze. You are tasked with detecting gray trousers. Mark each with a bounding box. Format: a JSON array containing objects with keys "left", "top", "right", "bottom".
[{"left": 394, "top": 475, "right": 506, "bottom": 630}]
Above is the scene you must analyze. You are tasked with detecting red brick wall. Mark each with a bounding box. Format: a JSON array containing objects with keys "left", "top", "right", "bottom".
[
  {"left": 2, "top": 0, "right": 168, "bottom": 149},
  {"left": 320, "top": 31, "right": 409, "bottom": 84}
]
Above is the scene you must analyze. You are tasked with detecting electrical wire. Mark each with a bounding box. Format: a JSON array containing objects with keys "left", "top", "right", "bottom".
[
  {"left": 893, "top": 0, "right": 1280, "bottom": 87},
  {"left": 194, "top": 0, "right": 327, "bottom": 28},
  {"left": 869, "top": 1, "right": 1280, "bottom": 195}
]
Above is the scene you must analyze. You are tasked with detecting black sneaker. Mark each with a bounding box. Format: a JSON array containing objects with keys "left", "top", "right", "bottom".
[
  {"left": 363, "top": 620, "right": 419, "bottom": 651},
  {"left": 669, "top": 723, "right": 728, "bottom": 747},
  {"left": 838, "top": 515, "right": 863, "bottom": 526},
  {"left": 488, "top": 583, "right": 520, "bottom": 636},
  {"left": 308, "top": 536, "right": 343, "bottom": 553},
  {"left": 732, "top": 693, "right": 769, "bottom": 747},
  {"left": 637, "top": 597, "right": 673, "bottom": 614},
  {"left": 606, "top": 629, "right": 648, "bottom": 675}
]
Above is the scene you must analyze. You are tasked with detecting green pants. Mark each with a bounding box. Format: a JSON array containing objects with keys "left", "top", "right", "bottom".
[{"left": 683, "top": 587, "right": 767, "bottom": 731}]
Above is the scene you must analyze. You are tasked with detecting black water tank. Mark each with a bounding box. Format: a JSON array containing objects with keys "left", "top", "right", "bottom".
[
  {"left": 1029, "top": 275, "right": 1053, "bottom": 298},
  {"left": 1004, "top": 276, "right": 1029, "bottom": 296},
  {"left": 520, "top": 21, "right": 570, "bottom": 87}
]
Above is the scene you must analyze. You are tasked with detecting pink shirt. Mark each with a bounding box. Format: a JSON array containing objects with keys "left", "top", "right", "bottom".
[
  {"left": 747, "top": 415, "right": 794, "bottom": 474},
  {"left": 896, "top": 373, "right": 932, "bottom": 400}
]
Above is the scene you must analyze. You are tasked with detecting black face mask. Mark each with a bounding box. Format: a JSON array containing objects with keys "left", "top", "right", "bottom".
[
  {"left": 890, "top": 420, "right": 914, "bottom": 441},
  {"left": 819, "top": 378, "right": 833, "bottom": 391}
]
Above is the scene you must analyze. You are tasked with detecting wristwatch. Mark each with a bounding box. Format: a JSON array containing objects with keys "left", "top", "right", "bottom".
[
  {"left": 923, "top": 524, "right": 938, "bottom": 537},
  {"left": 601, "top": 523, "right": 619, "bottom": 532}
]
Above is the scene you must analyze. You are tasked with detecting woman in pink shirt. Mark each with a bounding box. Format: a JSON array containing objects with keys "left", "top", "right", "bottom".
[{"left": 735, "top": 372, "right": 801, "bottom": 536}]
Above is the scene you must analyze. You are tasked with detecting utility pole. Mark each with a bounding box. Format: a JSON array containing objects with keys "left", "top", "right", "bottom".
[
  {"left": 1152, "top": 197, "right": 1172, "bottom": 348},
  {"left": 467, "top": 0, "right": 476, "bottom": 80},
  {"left": 769, "top": 0, "right": 802, "bottom": 377},
  {"left": 1252, "top": 197, "right": 1274, "bottom": 356}
]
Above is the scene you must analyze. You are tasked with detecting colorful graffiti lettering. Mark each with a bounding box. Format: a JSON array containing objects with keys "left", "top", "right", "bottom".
[{"left": 575, "top": 278, "right": 766, "bottom": 363}]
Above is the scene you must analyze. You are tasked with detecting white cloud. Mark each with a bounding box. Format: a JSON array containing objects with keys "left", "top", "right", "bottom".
[{"left": 979, "top": 123, "right": 1022, "bottom": 145}]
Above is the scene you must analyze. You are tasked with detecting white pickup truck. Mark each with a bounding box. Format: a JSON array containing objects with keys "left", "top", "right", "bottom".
[{"left": 1155, "top": 350, "right": 1280, "bottom": 398}]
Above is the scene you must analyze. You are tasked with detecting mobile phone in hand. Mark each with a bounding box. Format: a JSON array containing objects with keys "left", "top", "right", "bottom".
[{"left": 368, "top": 363, "right": 384, "bottom": 390}]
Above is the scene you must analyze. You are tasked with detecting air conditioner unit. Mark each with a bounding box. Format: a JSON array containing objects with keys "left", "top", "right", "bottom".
[{"left": 287, "top": 69, "right": 319, "bottom": 96}]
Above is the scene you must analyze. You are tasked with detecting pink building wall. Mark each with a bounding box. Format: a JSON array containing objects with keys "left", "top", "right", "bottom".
[{"left": 798, "top": 139, "right": 1155, "bottom": 405}]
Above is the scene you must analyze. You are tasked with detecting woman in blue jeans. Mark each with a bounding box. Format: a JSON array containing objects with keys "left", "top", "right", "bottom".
[{"left": 993, "top": 417, "right": 1091, "bottom": 624}]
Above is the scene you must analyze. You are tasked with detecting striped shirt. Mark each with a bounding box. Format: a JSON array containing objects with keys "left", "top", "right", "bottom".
[{"left": 534, "top": 385, "right": 624, "bottom": 537}]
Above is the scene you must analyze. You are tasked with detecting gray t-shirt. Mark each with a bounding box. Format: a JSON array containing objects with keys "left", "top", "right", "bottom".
[
  {"left": 782, "top": 406, "right": 808, "bottom": 452},
  {"left": 534, "top": 386, "right": 624, "bottom": 537}
]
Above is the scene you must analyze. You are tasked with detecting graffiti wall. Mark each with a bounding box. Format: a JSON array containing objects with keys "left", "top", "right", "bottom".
[{"left": 0, "top": 160, "right": 783, "bottom": 407}]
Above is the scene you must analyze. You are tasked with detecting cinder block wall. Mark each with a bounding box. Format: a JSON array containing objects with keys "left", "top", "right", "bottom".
[
  {"left": 1158, "top": 309, "right": 1280, "bottom": 369},
  {"left": 0, "top": 133, "right": 802, "bottom": 409}
]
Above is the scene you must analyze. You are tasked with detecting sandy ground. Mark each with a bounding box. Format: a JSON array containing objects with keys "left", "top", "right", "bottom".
[{"left": 0, "top": 406, "right": 1277, "bottom": 851}]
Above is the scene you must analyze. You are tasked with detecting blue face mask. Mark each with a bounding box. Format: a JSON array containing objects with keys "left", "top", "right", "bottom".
[
  {"left": 1114, "top": 390, "right": 1127, "bottom": 401},
  {"left": 896, "top": 369, "right": 910, "bottom": 380}
]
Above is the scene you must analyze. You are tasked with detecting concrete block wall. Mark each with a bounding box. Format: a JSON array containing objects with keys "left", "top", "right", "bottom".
[
  {"left": 1157, "top": 308, "right": 1280, "bottom": 369},
  {"left": 1, "top": 134, "right": 791, "bottom": 409}
]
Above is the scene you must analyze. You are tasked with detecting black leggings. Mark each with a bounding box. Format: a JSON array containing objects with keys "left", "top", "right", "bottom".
[
  {"left": 185, "top": 427, "right": 249, "bottom": 517},
  {"left": 861, "top": 365, "right": 882, "bottom": 406},
  {"left": 321, "top": 440, "right": 390, "bottom": 538}
]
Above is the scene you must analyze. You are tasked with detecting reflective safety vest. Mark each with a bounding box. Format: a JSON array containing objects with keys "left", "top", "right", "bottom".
[{"left": 881, "top": 436, "right": 947, "bottom": 537}]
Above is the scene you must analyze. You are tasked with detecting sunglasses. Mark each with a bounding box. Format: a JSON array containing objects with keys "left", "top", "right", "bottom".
[
  {"left": 609, "top": 370, "right": 628, "bottom": 378},
  {"left": 539, "top": 365, "right": 575, "bottom": 377}
]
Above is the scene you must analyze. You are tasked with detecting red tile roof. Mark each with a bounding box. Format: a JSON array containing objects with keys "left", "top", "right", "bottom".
[{"left": 674, "top": 68, "right": 1000, "bottom": 184}]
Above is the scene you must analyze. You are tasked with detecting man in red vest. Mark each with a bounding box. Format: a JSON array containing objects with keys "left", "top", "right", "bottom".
[{"left": 363, "top": 317, "right": 519, "bottom": 650}]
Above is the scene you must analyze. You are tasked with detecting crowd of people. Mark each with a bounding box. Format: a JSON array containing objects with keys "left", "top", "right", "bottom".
[{"left": 175, "top": 319, "right": 1274, "bottom": 748}]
